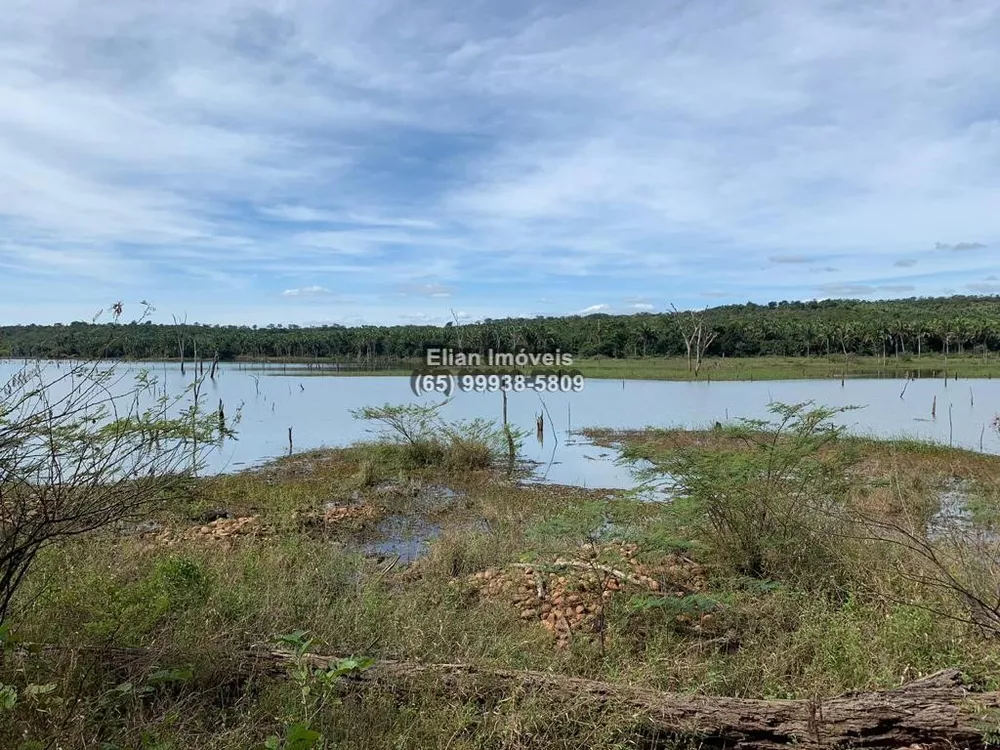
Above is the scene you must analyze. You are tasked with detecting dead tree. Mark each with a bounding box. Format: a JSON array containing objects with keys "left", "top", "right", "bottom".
[
  {"left": 172, "top": 314, "right": 187, "bottom": 376},
  {"left": 671, "top": 304, "right": 718, "bottom": 376}
]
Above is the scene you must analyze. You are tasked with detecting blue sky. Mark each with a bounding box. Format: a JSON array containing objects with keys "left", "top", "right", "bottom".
[{"left": 1, "top": 0, "right": 998, "bottom": 325}]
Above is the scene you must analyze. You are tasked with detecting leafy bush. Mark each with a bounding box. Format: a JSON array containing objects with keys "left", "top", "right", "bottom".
[
  {"left": 659, "top": 402, "right": 858, "bottom": 589},
  {"left": 351, "top": 402, "right": 523, "bottom": 471}
]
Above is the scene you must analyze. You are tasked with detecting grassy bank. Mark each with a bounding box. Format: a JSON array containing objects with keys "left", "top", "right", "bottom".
[
  {"left": 4, "top": 411, "right": 1000, "bottom": 748},
  {"left": 10, "top": 353, "right": 999, "bottom": 381},
  {"left": 268, "top": 353, "right": 1000, "bottom": 381},
  {"left": 574, "top": 353, "right": 1000, "bottom": 380}
]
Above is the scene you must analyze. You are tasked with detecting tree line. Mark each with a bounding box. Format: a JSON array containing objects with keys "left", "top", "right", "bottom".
[{"left": 3, "top": 295, "right": 1000, "bottom": 362}]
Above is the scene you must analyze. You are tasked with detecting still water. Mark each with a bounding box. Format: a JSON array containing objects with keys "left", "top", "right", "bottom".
[{"left": 2, "top": 360, "right": 999, "bottom": 488}]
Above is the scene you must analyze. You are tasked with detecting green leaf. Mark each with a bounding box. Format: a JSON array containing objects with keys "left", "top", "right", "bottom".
[
  {"left": 0, "top": 684, "right": 18, "bottom": 710},
  {"left": 284, "top": 723, "right": 322, "bottom": 750},
  {"left": 275, "top": 630, "right": 312, "bottom": 653}
]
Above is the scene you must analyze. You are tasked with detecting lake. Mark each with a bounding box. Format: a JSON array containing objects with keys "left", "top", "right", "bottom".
[{"left": 2, "top": 360, "right": 999, "bottom": 487}]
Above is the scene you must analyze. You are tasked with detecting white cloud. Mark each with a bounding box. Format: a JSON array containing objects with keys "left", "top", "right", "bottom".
[
  {"left": 2, "top": 1, "right": 999, "bottom": 322},
  {"left": 967, "top": 283, "right": 1000, "bottom": 294},
  {"left": 282, "top": 285, "right": 333, "bottom": 297},
  {"left": 579, "top": 304, "right": 610, "bottom": 314},
  {"left": 400, "top": 312, "right": 442, "bottom": 324},
  {"left": 816, "top": 283, "right": 916, "bottom": 297},
  {"left": 880, "top": 284, "right": 916, "bottom": 293},
  {"left": 816, "top": 284, "right": 876, "bottom": 296},
  {"left": 261, "top": 205, "right": 439, "bottom": 229},
  {"left": 630, "top": 302, "right": 654, "bottom": 310},
  {"left": 261, "top": 206, "right": 344, "bottom": 223}
]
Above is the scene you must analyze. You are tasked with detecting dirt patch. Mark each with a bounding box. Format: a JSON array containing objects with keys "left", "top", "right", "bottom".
[
  {"left": 297, "top": 481, "right": 462, "bottom": 537},
  {"left": 248, "top": 448, "right": 362, "bottom": 484},
  {"left": 467, "top": 543, "right": 711, "bottom": 648}
]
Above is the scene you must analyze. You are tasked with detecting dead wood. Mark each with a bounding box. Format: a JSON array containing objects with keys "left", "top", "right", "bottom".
[{"left": 15, "top": 644, "right": 1000, "bottom": 749}]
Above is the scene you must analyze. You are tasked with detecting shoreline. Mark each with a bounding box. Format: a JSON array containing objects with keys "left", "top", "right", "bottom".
[{"left": 3, "top": 353, "right": 998, "bottom": 382}]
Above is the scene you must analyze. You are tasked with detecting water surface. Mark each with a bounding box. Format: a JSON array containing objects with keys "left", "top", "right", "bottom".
[{"left": 3, "top": 360, "right": 998, "bottom": 488}]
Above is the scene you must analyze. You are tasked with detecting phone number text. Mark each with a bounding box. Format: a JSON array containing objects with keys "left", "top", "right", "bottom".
[{"left": 410, "top": 370, "right": 585, "bottom": 397}]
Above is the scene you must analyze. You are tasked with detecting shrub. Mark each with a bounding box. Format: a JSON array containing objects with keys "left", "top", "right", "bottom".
[
  {"left": 659, "top": 402, "right": 858, "bottom": 589},
  {"left": 0, "top": 349, "right": 232, "bottom": 624},
  {"left": 351, "top": 403, "right": 523, "bottom": 471},
  {"left": 154, "top": 556, "right": 209, "bottom": 609}
]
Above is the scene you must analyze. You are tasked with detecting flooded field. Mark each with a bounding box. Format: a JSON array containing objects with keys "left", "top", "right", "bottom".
[{"left": 3, "top": 359, "right": 999, "bottom": 487}]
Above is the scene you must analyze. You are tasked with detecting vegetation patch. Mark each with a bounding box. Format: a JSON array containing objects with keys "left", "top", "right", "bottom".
[{"left": 7, "top": 374, "right": 1000, "bottom": 746}]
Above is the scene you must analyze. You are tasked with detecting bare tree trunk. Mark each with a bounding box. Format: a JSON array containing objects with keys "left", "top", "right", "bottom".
[
  {"left": 501, "top": 388, "right": 515, "bottom": 472},
  {"left": 694, "top": 326, "right": 718, "bottom": 377},
  {"left": 671, "top": 304, "right": 715, "bottom": 376}
]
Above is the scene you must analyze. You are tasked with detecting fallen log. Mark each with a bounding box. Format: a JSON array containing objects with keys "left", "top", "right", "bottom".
[
  {"left": 16, "top": 644, "right": 1000, "bottom": 749},
  {"left": 279, "top": 653, "right": 1000, "bottom": 749}
]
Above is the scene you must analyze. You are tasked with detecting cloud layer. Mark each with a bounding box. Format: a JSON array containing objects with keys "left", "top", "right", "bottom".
[{"left": 1, "top": 0, "right": 999, "bottom": 324}]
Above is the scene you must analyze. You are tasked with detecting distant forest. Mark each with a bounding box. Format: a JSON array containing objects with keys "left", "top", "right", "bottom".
[{"left": 3, "top": 295, "right": 1000, "bottom": 361}]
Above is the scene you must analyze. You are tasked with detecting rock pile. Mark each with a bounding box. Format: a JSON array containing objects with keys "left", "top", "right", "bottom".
[
  {"left": 138, "top": 515, "right": 266, "bottom": 548},
  {"left": 470, "top": 542, "right": 710, "bottom": 648},
  {"left": 186, "top": 515, "right": 263, "bottom": 541}
]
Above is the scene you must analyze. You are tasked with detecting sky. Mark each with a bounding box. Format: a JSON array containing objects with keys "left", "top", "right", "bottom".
[{"left": 1, "top": 0, "right": 999, "bottom": 326}]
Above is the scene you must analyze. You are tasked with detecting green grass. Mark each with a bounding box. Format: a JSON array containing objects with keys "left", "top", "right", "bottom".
[
  {"left": 572, "top": 353, "right": 1000, "bottom": 381},
  {"left": 5, "top": 428, "right": 1000, "bottom": 748},
  {"left": 265, "top": 353, "right": 1000, "bottom": 382}
]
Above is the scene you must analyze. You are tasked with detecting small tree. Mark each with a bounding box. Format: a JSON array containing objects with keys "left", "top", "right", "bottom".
[{"left": 0, "top": 321, "right": 232, "bottom": 623}]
